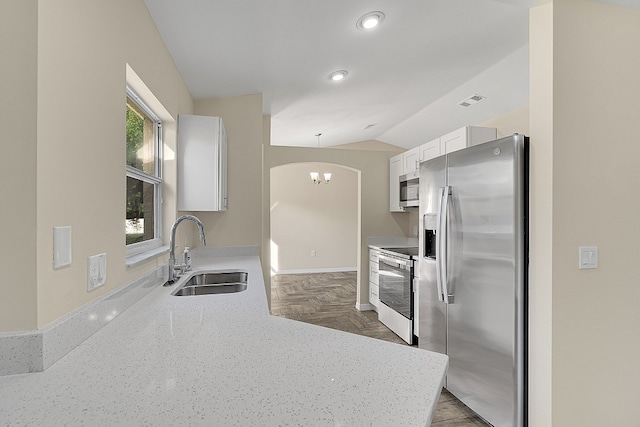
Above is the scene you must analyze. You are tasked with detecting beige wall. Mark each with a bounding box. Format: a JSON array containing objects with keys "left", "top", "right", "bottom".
[
  {"left": 529, "top": 3, "right": 554, "bottom": 425},
  {"left": 191, "top": 94, "right": 264, "bottom": 249},
  {"left": 530, "top": 1, "right": 640, "bottom": 425},
  {"left": 0, "top": 0, "right": 194, "bottom": 332},
  {"left": 480, "top": 104, "right": 530, "bottom": 138},
  {"left": 264, "top": 138, "right": 411, "bottom": 307},
  {"left": 270, "top": 162, "right": 358, "bottom": 273},
  {"left": 0, "top": 0, "right": 38, "bottom": 331}
]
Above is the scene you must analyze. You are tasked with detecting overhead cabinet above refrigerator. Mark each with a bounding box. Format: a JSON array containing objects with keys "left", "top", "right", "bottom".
[{"left": 177, "top": 115, "right": 228, "bottom": 211}]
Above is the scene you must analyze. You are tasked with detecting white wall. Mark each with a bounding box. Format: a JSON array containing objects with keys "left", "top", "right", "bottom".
[{"left": 270, "top": 162, "right": 358, "bottom": 274}]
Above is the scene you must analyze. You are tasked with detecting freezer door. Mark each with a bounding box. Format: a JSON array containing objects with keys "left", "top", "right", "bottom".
[
  {"left": 418, "top": 155, "right": 447, "bottom": 355},
  {"left": 444, "top": 135, "right": 527, "bottom": 427}
]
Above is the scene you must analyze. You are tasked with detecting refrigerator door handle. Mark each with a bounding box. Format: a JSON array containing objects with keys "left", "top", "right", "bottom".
[
  {"left": 440, "top": 186, "right": 453, "bottom": 304},
  {"left": 435, "top": 188, "right": 446, "bottom": 303},
  {"left": 436, "top": 192, "right": 444, "bottom": 302}
]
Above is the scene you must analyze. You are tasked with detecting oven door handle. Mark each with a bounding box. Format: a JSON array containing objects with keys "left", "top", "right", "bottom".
[{"left": 378, "top": 254, "right": 410, "bottom": 271}]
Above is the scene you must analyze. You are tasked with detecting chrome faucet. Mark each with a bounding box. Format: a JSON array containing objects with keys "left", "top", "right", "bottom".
[{"left": 166, "top": 215, "right": 207, "bottom": 284}]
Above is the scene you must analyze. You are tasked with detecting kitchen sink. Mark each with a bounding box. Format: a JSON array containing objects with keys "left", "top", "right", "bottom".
[{"left": 172, "top": 270, "right": 248, "bottom": 296}]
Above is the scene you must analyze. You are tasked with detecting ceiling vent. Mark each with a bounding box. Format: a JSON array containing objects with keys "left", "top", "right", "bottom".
[{"left": 458, "top": 94, "right": 486, "bottom": 107}]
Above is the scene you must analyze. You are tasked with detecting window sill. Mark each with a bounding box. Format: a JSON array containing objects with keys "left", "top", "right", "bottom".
[{"left": 126, "top": 245, "right": 169, "bottom": 268}]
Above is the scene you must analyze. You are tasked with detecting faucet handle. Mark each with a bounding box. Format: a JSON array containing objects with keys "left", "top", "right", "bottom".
[{"left": 183, "top": 246, "right": 192, "bottom": 271}]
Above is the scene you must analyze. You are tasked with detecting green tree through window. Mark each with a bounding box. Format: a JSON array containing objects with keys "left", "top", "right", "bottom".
[{"left": 125, "top": 92, "right": 161, "bottom": 247}]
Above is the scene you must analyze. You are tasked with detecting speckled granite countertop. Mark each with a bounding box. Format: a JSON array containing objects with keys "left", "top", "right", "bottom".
[{"left": 0, "top": 253, "right": 447, "bottom": 426}]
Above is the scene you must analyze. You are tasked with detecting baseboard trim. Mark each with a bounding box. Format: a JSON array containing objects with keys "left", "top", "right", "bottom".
[
  {"left": 355, "top": 302, "right": 375, "bottom": 312},
  {"left": 272, "top": 267, "right": 357, "bottom": 275}
]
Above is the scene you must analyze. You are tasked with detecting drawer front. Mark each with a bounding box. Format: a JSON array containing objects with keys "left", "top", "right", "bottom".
[
  {"left": 369, "top": 260, "right": 379, "bottom": 273},
  {"left": 369, "top": 265, "right": 379, "bottom": 285},
  {"left": 369, "top": 282, "right": 379, "bottom": 306}
]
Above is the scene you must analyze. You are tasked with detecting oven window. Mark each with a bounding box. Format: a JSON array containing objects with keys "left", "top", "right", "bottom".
[{"left": 378, "top": 257, "right": 412, "bottom": 319}]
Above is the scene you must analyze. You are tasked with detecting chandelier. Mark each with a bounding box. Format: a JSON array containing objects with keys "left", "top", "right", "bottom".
[{"left": 310, "top": 133, "right": 331, "bottom": 184}]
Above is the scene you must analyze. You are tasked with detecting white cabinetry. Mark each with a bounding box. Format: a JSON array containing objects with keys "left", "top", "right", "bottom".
[
  {"left": 389, "top": 155, "right": 404, "bottom": 212},
  {"left": 389, "top": 126, "right": 496, "bottom": 212},
  {"left": 177, "top": 115, "right": 228, "bottom": 211},
  {"left": 419, "top": 138, "right": 440, "bottom": 162},
  {"left": 389, "top": 146, "right": 420, "bottom": 212},
  {"left": 369, "top": 249, "right": 380, "bottom": 310},
  {"left": 420, "top": 126, "right": 497, "bottom": 163},
  {"left": 403, "top": 146, "right": 420, "bottom": 174}
]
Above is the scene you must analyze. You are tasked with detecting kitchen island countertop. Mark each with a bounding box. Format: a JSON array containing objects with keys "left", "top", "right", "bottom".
[{"left": 0, "top": 250, "right": 447, "bottom": 426}]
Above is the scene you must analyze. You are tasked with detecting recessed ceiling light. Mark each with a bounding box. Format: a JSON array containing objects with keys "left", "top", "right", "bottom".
[
  {"left": 328, "top": 70, "right": 348, "bottom": 82},
  {"left": 356, "top": 11, "right": 385, "bottom": 30}
]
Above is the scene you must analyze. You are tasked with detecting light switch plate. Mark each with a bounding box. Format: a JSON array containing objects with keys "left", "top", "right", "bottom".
[
  {"left": 579, "top": 246, "right": 598, "bottom": 270},
  {"left": 88, "top": 253, "right": 107, "bottom": 291},
  {"left": 53, "top": 226, "right": 72, "bottom": 268}
]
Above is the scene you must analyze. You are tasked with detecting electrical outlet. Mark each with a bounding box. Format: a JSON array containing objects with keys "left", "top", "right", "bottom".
[
  {"left": 88, "top": 253, "right": 107, "bottom": 291},
  {"left": 311, "top": 250, "right": 316, "bottom": 257}
]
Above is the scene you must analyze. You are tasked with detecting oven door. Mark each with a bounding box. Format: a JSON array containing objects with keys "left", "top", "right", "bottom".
[{"left": 378, "top": 253, "right": 413, "bottom": 319}]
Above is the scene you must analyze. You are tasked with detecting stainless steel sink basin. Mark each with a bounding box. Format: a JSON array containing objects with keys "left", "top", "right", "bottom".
[{"left": 172, "top": 270, "right": 248, "bottom": 296}]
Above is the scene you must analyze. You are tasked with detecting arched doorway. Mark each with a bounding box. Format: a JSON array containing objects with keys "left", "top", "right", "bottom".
[{"left": 269, "top": 162, "right": 358, "bottom": 275}]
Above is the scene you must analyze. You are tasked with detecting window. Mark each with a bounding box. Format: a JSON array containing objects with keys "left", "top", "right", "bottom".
[{"left": 125, "top": 87, "right": 162, "bottom": 254}]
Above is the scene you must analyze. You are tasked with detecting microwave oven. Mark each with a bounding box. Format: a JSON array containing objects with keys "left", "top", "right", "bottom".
[{"left": 399, "top": 171, "right": 419, "bottom": 208}]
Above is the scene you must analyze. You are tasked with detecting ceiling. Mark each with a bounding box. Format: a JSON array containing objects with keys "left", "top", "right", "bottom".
[{"left": 142, "top": 0, "right": 638, "bottom": 149}]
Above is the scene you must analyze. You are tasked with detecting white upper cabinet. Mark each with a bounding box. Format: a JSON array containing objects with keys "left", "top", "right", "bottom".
[
  {"left": 440, "top": 127, "right": 468, "bottom": 154},
  {"left": 390, "top": 146, "right": 420, "bottom": 212},
  {"left": 403, "top": 146, "right": 420, "bottom": 174},
  {"left": 419, "top": 138, "right": 441, "bottom": 162},
  {"left": 389, "top": 126, "right": 497, "bottom": 212},
  {"left": 177, "top": 115, "right": 228, "bottom": 212},
  {"left": 420, "top": 126, "right": 497, "bottom": 163}
]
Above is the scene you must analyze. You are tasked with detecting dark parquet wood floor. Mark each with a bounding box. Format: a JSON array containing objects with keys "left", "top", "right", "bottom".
[{"left": 270, "top": 271, "right": 488, "bottom": 427}]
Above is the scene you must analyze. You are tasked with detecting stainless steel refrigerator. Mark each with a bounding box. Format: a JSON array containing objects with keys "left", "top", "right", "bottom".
[{"left": 418, "top": 134, "right": 528, "bottom": 427}]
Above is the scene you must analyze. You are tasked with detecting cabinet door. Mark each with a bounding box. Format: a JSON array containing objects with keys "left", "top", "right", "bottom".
[
  {"left": 218, "top": 123, "right": 228, "bottom": 210},
  {"left": 420, "top": 138, "right": 441, "bottom": 162},
  {"left": 440, "top": 126, "right": 467, "bottom": 154},
  {"left": 389, "top": 154, "right": 404, "bottom": 212},
  {"left": 403, "top": 147, "right": 420, "bottom": 174},
  {"left": 178, "top": 115, "right": 228, "bottom": 211}
]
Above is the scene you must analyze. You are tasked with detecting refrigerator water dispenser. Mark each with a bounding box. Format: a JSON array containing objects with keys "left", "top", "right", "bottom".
[{"left": 423, "top": 214, "right": 437, "bottom": 259}]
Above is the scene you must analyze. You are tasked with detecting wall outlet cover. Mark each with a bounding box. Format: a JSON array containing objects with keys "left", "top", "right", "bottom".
[
  {"left": 53, "top": 226, "right": 72, "bottom": 268},
  {"left": 88, "top": 253, "right": 107, "bottom": 291}
]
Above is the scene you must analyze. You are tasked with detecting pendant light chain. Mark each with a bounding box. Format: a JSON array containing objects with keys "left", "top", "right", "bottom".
[{"left": 310, "top": 133, "right": 331, "bottom": 184}]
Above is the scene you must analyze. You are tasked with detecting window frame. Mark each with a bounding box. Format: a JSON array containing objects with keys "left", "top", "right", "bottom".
[{"left": 125, "top": 86, "right": 164, "bottom": 257}]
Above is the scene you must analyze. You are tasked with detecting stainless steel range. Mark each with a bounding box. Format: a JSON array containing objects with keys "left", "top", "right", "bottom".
[{"left": 377, "top": 246, "right": 418, "bottom": 344}]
